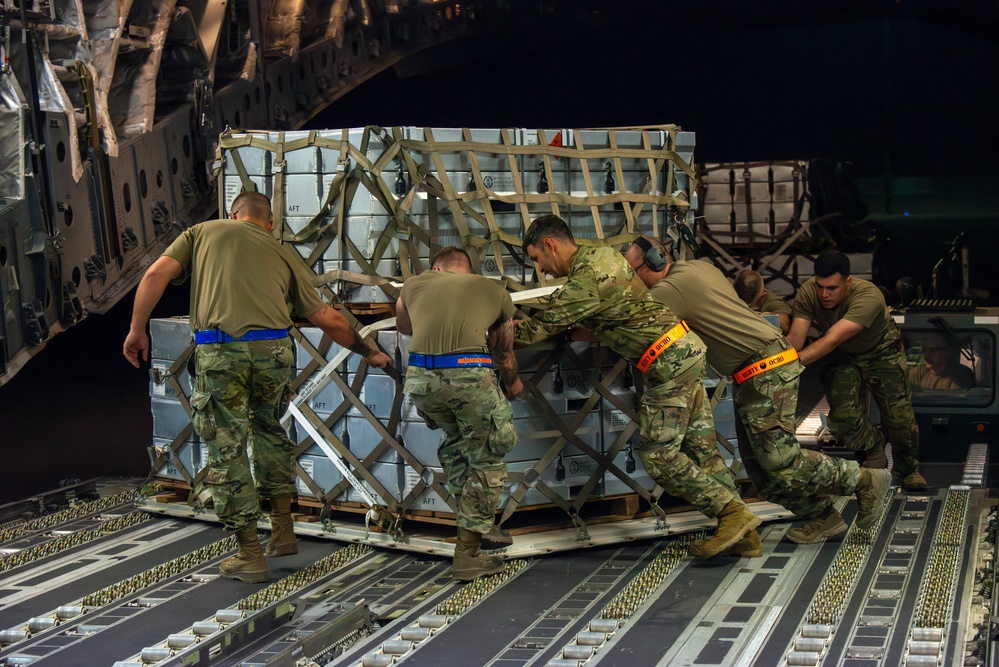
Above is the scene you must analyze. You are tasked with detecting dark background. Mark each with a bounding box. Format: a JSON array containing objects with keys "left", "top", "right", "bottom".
[{"left": 2, "top": 3, "right": 997, "bottom": 504}]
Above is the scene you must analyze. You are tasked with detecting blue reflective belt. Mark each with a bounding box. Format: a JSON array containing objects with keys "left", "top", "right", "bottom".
[
  {"left": 408, "top": 352, "right": 494, "bottom": 369},
  {"left": 195, "top": 328, "right": 288, "bottom": 345}
]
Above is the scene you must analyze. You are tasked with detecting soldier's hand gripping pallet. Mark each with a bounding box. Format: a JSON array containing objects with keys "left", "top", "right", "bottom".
[{"left": 139, "top": 125, "right": 790, "bottom": 556}]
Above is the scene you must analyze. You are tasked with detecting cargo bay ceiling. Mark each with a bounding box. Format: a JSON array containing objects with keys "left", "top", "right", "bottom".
[{"left": 0, "top": 0, "right": 997, "bottom": 389}]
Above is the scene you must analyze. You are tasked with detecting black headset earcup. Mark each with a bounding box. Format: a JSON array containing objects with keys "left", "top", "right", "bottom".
[
  {"left": 644, "top": 247, "right": 667, "bottom": 272},
  {"left": 634, "top": 236, "right": 667, "bottom": 272}
]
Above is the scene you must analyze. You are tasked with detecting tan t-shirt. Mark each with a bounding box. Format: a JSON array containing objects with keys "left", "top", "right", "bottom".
[
  {"left": 756, "top": 290, "right": 792, "bottom": 317},
  {"left": 164, "top": 218, "right": 325, "bottom": 337},
  {"left": 649, "top": 259, "right": 781, "bottom": 374},
  {"left": 793, "top": 277, "right": 895, "bottom": 355},
  {"left": 401, "top": 271, "right": 515, "bottom": 354}
]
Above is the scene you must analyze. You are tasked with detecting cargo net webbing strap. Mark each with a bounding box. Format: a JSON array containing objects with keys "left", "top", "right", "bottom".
[
  {"left": 213, "top": 125, "right": 694, "bottom": 291},
  {"left": 704, "top": 371, "right": 744, "bottom": 479}
]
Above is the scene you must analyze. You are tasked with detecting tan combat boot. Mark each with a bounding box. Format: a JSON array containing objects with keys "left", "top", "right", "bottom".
[
  {"left": 220, "top": 528, "right": 268, "bottom": 583},
  {"left": 786, "top": 507, "right": 848, "bottom": 544},
  {"left": 901, "top": 471, "right": 928, "bottom": 492},
  {"left": 481, "top": 525, "right": 513, "bottom": 550},
  {"left": 713, "top": 529, "right": 763, "bottom": 557},
  {"left": 265, "top": 496, "right": 299, "bottom": 558},
  {"left": 453, "top": 494, "right": 512, "bottom": 550},
  {"left": 855, "top": 467, "right": 892, "bottom": 528},
  {"left": 452, "top": 528, "right": 505, "bottom": 581},
  {"left": 690, "top": 501, "right": 762, "bottom": 558},
  {"left": 861, "top": 435, "right": 888, "bottom": 469}
]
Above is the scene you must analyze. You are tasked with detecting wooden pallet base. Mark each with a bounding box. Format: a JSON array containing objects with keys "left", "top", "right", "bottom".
[{"left": 148, "top": 476, "right": 766, "bottom": 539}]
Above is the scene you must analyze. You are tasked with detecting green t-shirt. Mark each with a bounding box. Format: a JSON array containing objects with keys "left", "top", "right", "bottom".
[
  {"left": 793, "top": 277, "right": 895, "bottom": 355},
  {"left": 649, "top": 260, "right": 781, "bottom": 374},
  {"left": 401, "top": 271, "right": 515, "bottom": 354},
  {"left": 756, "top": 290, "right": 792, "bottom": 317},
  {"left": 164, "top": 218, "right": 325, "bottom": 337}
]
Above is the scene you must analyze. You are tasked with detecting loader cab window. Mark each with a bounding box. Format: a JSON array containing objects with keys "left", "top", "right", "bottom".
[{"left": 904, "top": 330, "right": 994, "bottom": 408}]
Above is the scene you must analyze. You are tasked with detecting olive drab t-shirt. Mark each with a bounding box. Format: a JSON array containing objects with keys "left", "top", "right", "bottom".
[
  {"left": 793, "top": 277, "right": 896, "bottom": 355},
  {"left": 401, "top": 271, "right": 516, "bottom": 354},
  {"left": 756, "top": 290, "right": 793, "bottom": 318},
  {"left": 649, "top": 259, "right": 781, "bottom": 375},
  {"left": 164, "top": 218, "right": 325, "bottom": 337}
]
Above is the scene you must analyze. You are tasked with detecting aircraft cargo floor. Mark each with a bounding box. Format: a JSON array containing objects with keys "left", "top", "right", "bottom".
[{"left": 0, "top": 465, "right": 994, "bottom": 667}]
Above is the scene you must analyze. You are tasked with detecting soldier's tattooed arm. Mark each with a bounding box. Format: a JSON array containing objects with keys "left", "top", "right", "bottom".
[{"left": 488, "top": 319, "right": 519, "bottom": 387}]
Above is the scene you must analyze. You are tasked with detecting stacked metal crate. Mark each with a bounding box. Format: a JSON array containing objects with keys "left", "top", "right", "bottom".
[
  {"left": 148, "top": 318, "right": 203, "bottom": 484},
  {"left": 698, "top": 161, "right": 808, "bottom": 247},
  {"left": 291, "top": 329, "right": 621, "bottom": 511}
]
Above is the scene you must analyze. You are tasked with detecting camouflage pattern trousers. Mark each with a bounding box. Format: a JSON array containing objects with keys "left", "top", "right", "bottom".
[
  {"left": 637, "top": 345, "right": 740, "bottom": 519},
  {"left": 820, "top": 338, "right": 921, "bottom": 477},
  {"left": 733, "top": 348, "right": 860, "bottom": 520},
  {"left": 189, "top": 337, "right": 297, "bottom": 532},
  {"left": 403, "top": 365, "right": 518, "bottom": 534}
]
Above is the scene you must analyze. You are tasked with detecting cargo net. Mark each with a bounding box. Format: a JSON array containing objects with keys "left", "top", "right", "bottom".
[
  {"left": 147, "top": 126, "right": 734, "bottom": 538},
  {"left": 214, "top": 125, "right": 695, "bottom": 302},
  {"left": 146, "top": 322, "right": 740, "bottom": 539}
]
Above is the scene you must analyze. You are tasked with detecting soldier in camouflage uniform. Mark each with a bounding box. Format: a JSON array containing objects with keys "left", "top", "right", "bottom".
[
  {"left": 124, "top": 191, "right": 390, "bottom": 582},
  {"left": 396, "top": 246, "right": 523, "bottom": 580},
  {"left": 789, "top": 250, "right": 927, "bottom": 492},
  {"left": 734, "top": 269, "right": 793, "bottom": 335},
  {"left": 515, "top": 215, "right": 761, "bottom": 558},
  {"left": 626, "top": 237, "right": 891, "bottom": 546}
]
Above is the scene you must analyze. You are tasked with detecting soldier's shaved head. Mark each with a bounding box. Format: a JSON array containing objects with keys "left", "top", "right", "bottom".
[
  {"left": 431, "top": 246, "right": 473, "bottom": 273},
  {"left": 230, "top": 191, "right": 273, "bottom": 226}
]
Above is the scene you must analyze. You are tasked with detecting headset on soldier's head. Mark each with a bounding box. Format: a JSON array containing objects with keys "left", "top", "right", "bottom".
[{"left": 634, "top": 237, "right": 668, "bottom": 272}]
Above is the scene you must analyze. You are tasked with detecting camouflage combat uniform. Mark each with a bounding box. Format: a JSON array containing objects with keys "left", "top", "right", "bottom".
[
  {"left": 401, "top": 271, "right": 518, "bottom": 535},
  {"left": 651, "top": 260, "right": 861, "bottom": 520},
  {"left": 795, "top": 277, "right": 921, "bottom": 478},
  {"left": 515, "top": 246, "right": 740, "bottom": 518},
  {"left": 165, "top": 218, "right": 326, "bottom": 532},
  {"left": 190, "top": 338, "right": 298, "bottom": 530}
]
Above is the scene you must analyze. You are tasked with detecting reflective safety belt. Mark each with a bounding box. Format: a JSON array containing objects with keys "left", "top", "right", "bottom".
[
  {"left": 733, "top": 347, "right": 799, "bottom": 385},
  {"left": 636, "top": 320, "right": 690, "bottom": 373}
]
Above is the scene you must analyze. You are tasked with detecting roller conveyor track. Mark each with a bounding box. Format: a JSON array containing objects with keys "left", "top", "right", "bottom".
[{"left": 0, "top": 475, "right": 992, "bottom": 667}]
